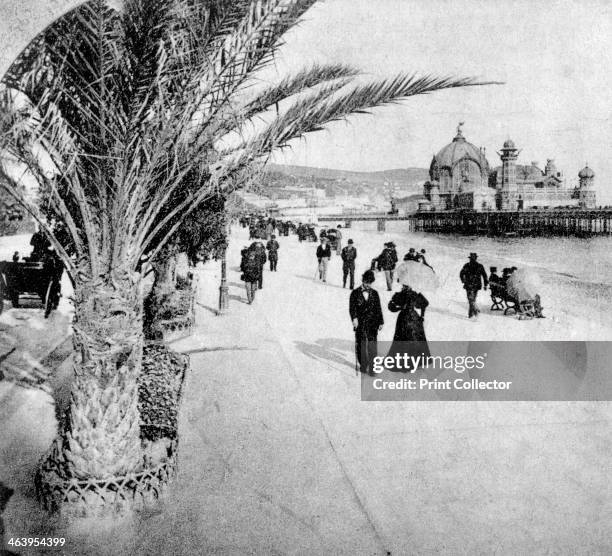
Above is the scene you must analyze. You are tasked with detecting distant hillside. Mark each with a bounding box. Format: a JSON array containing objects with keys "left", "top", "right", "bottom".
[{"left": 265, "top": 163, "right": 428, "bottom": 186}]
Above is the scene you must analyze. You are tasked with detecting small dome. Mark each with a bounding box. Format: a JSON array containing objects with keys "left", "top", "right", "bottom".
[
  {"left": 503, "top": 139, "right": 516, "bottom": 149},
  {"left": 579, "top": 166, "right": 594, "bottom": 179}
]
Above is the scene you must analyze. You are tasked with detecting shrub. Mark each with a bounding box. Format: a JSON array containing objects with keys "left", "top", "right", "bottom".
[{"left": 138, "top": 343, "right": 188, "bottom": 443}]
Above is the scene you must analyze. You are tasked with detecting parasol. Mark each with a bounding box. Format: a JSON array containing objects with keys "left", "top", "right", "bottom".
[
  {"left": 394, "top": 261, "right": 439, "bottom": 293},
  {"left": 506, "top": 268, "right": 542, "bottom": 302}
]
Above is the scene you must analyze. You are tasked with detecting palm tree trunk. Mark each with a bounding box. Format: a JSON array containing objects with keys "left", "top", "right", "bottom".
[{"left": 61, "top": 271, "right": 144, "bottom": 480}]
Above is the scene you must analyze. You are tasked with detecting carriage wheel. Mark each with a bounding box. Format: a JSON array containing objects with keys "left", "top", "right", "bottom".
[{"left": 44, "top": 281, "right": 54, "bottom": 318}]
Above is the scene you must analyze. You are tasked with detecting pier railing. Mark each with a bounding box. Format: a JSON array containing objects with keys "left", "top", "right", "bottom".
[{"left": 317, "top": 209, "right": 612, "bottom": 236}]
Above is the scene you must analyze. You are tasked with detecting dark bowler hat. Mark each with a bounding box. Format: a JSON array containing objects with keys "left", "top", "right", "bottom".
[
  {"left": 490, "top": 266, "right": 498, "bottom": 272},
  {"left": 409, "top": 247, "right": 415, "bottom": 252},
  {"left": 362, "top": 270, "right": 375, "bottom": 284},
  {"left": 388, "top": 242, "right": 396, "bottom": 247},
  {"left": 348, "top": 239, "right": 354, "bottom": 244},
  {"left": 469, "top": 252, "right": 478, "bottom": 259}
]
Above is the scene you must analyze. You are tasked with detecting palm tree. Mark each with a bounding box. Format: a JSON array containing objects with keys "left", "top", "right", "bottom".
[{"left": 0, "top": 0, "right": 495, "bottom": 506}]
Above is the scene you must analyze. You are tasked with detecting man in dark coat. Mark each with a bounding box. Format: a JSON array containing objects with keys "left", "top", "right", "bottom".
[
  {"left": 297, "top": 223, "right": 305, "bottom": 242},
  {"left": 460, "top": 252, "right": 488, "bottom": 318},
  {"left": 252, "top": 242, "right": 267, "bottom": 289},
  {"left": 341, "top": 238, "right": 357, "bottom": 289},
  {"left": 266, "top": 235, "right": 279, "bottom": 271},
  {"left": 349, "top": 270, "right": 384, "bottom": 374},
  {"left": 240, "top": 246, "right": 261, "bottom": 304},
  {"left": 377, "top": 242, "right": 398, "bottom": 291},
  {"left": 29, "top": 229, "right": 50, "bottom": 260}
]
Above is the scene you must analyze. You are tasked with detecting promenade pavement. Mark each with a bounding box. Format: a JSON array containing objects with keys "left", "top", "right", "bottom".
[{"left": 1, "top": 226, "right": 610, "bottom": 555}]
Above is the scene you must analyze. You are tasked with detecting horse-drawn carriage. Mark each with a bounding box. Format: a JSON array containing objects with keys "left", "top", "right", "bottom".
[
  {"left": 324, "top": 228, "right": 340, "bottom": 250},
  {"left": 0, "top": 254, "right": 62, "bottom": 317}
]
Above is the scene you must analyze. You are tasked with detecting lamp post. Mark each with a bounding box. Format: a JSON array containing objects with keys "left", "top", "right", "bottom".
[{"left": 218, "top": 241, "right": 229, "bottom": 314}]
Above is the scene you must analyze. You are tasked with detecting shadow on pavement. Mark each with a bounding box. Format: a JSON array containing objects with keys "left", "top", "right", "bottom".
[
  {"left": 196, "top": 302, "right": 219, "bottom": 315},
  {"left": 294, "top": 338, "right": 356, "bottom": 375},
  {"left": 229, "top": 294, "right": 248, "bottom": 304}
]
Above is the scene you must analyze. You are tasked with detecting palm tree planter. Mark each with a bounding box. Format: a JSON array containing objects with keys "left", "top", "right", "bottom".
[
  {"left": 35, "top": 343, "right": 188, "bottom": 518},
  {"left": 157, "top": 279, "right": 197, "bottom": 342},
  {"left": 144, "top": 264, "right": 197, "bottom": 342},
  {"left": 144, "top": 191, "right": 226, "bottom": 340},
  {"left": 35, "top": 436, "right": 179, "bottom": 518},
  {"left": 0, "top": 0, "right": 493, "bottom": 517}
]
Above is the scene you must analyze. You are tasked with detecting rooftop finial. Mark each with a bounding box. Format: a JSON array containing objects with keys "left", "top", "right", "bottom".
[{"left": 456, "top": 121, "right": 464, "bottom": 136}]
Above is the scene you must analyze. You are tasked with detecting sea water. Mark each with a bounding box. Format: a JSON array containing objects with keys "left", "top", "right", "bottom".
[{"left": 351, "top": 219, "right": 612, "bottom": 325}]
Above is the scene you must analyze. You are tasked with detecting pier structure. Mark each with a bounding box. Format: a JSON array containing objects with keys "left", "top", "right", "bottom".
[{"left": 318, "top": 209, "right": 612, "bottom": 236}]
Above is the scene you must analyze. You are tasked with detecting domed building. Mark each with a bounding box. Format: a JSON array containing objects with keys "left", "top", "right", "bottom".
[
  {"left": 424, "top": 123, "right": 496, "bottom": 211},
  {"left": 420, "top": 124, "right": 596, "bottom": 211}
]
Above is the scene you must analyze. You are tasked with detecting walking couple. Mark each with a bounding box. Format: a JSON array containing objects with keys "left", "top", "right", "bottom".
[{"left": 349, "top": 270, "right": 429, "bottom": 375}]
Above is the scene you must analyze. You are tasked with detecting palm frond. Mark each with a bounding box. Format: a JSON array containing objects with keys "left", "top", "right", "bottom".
[
  {"left": 240, "top": 62, "right": 360, "bottom": 118},
  {"left": 196, "top": 0, "right": 318, "bottom": 124},
  {"left": 234, "top": 74, "right": 501, "bottom": 157}
]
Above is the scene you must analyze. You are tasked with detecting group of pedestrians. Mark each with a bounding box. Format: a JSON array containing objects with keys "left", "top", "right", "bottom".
[
  {"left": 315, "top": 234, "right": 359, "bottom": 287},
  {"left": 243, "top": 215, "right": 293, "bottom": 240},
  {"left": 239, "top": 234, "right": 281, "bottom": 304},
  {"left": 369, "top": 242, "right": 434, "bottom": 291},
  {"left": 237, "top": 218, "right": 544, "bottom": 368}
]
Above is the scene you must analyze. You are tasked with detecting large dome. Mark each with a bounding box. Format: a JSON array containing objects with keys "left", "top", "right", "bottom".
[
  {"left": 429, "top": 126, "right": 490, "bottom": 185},
  {"left": 433, "top": 130, "right": 488, "bottom": 169}
]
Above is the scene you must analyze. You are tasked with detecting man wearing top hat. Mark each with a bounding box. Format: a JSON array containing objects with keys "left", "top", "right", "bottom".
[
  {"left": 349, "top": 270, "right": 384, "bottom": 374},
  {"left": 459, "top": 252, "right": 489, "bottom": 318}
]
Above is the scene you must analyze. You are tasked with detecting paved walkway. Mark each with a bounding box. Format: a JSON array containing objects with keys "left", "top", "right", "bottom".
[
  {"left": 1, "top": 227, "right": 610, "bottom": 555},
  {"left": 129, "top": 228, "right": 611, "bottom": 555}
]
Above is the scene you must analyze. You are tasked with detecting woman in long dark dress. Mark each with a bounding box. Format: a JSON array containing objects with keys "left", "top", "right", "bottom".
[{"left": 387, "top": 285, "right": 430, "bottom": 372}]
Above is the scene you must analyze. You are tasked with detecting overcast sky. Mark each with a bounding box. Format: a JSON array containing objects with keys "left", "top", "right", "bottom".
[
  {"left": 268, "top": 0, "right": 612, "bottom": 202},
  {"left": 1, "top": 0, "right": 610, "bottom": 201}
]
